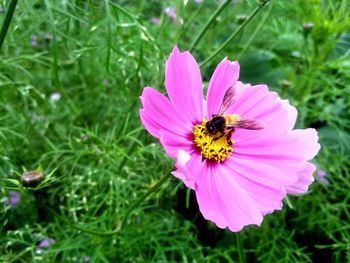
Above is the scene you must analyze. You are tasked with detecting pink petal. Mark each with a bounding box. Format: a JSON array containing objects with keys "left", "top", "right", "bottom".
[
  {"left": 232, "top": 137, "right": 305, "bottom": 186},
  {"left": 225, "top": 156, "right": 296, "bottom": 190},
  {"left": 194, "top": 162, "right": 231, "bottom": 229},
  {"left": 290, "top": 129, "right": 320, "bottom": 160},
  {"left": 165, "top": 46, "right": 203, "bottom": 124},
  {"left": 140, "top": 87, "right": 191, "bottom": 138},
  {"left": 232, "top": 128, "right": 320, "bottom": 197},
  {"left": 172, "top": 150, "right": 198, "bottom": 190},
  {"left": 234, "top": 127, "right": 319, "bottom": 157},
  {"left": 233, "top": 128, "right": 320, "bottom": 165},
  {"left": 206, "top": 59, "right": 240, "bottom": 117},
  {"left": 224, "top": 158, "right": 287, "bottom": 213},
  {"left": 229, "top": 83, "right": 298, "bottom": 134},
  {"left": 234, "top": 133, "right": 305, "bottom": 159},
  {"left": 287, "top": 162, "right": 316, "bottom": 194},
  {"left": 195, "top": 162, "right": 263, "bottom": 231},
  {"left": 279, "top": 98, "right": 298, "bottom": 129},
  {"left": 159, "top": 129, "right": 194, "bottom": 158},
  {"left": 175, "top": 154, "right": 228, "bottom": 230},
  {"left": 285, "top": 129, "right": 319, "bottom": 193}
]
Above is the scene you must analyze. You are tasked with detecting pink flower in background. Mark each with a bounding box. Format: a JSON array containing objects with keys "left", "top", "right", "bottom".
[
  {"left": 150, "top": 17, "right": 160, "bottom": 25},
  {"left": 139, "top": 46, "right": 320, "bottom": 232},
  {"left": 165, "top": 6, "right": 177, "bottom": 23}
]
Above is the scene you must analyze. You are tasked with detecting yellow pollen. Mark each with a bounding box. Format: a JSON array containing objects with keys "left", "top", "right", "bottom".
[{"left": 193, "top": 120, "right": 235, "bottom": 162}]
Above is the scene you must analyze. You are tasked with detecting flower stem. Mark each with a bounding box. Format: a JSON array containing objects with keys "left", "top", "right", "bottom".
[
  {"left": 49, "top": 170, "right": 172, "bottom": 236},
  {"left": 189, "top": 0, "right": 232, "bottom": 52},
  {"left": 199, "top": 0, "right": 270, "bottom": 68},
  {"left": 119, "top": 170, "right": 172, "bottom": 229},
  {"left": 236, "top": 232, "right": 246, "bottom": 263},
  {"left": 47, "top": 207, "right": 120, "bottom": 236},
  {"left": 0, "top": 0, "right": 18, "bottom": 51},
  {"left": 237, "top": 2, "right": 272, "bottom": 60}
]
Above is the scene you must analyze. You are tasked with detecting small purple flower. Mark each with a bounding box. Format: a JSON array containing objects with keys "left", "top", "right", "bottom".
[
  {"left": 50, "top": 92, "right": 61, "bottom": 102},
  {"left": 4, "top": 191, "right": 21, "bottom": 207},
  {"left": 165, "top": 6, "right": 177, "bottom": 23},
  {"left": 0, "top": 7, "right": 4, "bottom": 13},
  {"left": 317, "top": 169, "right": 329, "bottom": 185},
  {"left": 83, "top": 256, "right": 91, "bottom": 262},
  {"left": 31, "top": 35, "right": 39, "bottom": 48},
  {"left": 194, "top": 0, "right": 204, "bottom": 3},
  {"left": 38, "top": 238, "right": 56, "bottom": 248},
  {"left": 150, "top": 17, "right": 160, "bottom": 25}
]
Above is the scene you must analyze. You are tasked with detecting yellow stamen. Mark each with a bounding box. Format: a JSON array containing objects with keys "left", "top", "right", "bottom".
[{"left": 193, "top": 120, "right": 234, "bottom": 162}]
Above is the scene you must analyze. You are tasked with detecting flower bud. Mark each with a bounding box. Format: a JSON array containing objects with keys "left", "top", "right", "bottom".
[
  {"left": 21, "top": 171, "right": 44, "bottom": 187},
  {"left": 236, "top": 15, "right": 248, "bottom": 24},
  {"left": 281, "top": 80, "right": 291, "bottom": 88},
  {"left": 303, "top": 22, "right": 314, "bottom": 31}
]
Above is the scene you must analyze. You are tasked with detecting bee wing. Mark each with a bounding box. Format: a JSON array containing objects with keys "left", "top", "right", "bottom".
[
  {"left": 217, "top": 85, "right": 237, "bottom": 115},
  {"left": 226, "top": 118, "right": 265, "bottom": 130}
]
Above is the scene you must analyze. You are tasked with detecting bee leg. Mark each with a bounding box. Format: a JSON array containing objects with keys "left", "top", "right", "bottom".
[
  {"left": 212, "top": 132, "right": 225, "bottom": 142},
  {"left": 227, "top": 128, "right": 234, "bottom": 139}
]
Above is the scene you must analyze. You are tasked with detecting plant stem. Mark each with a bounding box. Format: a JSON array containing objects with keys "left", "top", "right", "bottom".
[
  {"left": 0, "top": 0, "right": 18, "bottom": 51},
  {"left": 119, "top": 170, "right": 172, "bottom": 229},
  {"left": 189, "top": 0, "right": 232, "bottom": 52},
  {"left": 236, "top": 232, "right": 246, "bottom": 263},
  {"left": 237, "top": 2, "right": 272, "bottom": 60},
  {"left": 50, "top": 170, "right": 172, "bottom": 236},
  {"left": 199, "top": 0, "right": 270, "bottom": 68},
  {"left": 48, "top": 207, "right": 120, "bottom": 236}
]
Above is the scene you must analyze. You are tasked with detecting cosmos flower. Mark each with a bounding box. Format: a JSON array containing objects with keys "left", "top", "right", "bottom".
[{"left": 139, "top": 46, "right": 320, "bottom": 232}]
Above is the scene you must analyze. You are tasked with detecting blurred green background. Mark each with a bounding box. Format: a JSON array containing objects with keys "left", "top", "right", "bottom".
[{"left": 1, "top": 0, "right": 350, "bottom": 262}]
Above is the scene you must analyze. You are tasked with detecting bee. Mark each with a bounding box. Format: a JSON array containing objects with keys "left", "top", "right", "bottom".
[{"left": 206, "top": 85, "right": 264, "bottom": 140}]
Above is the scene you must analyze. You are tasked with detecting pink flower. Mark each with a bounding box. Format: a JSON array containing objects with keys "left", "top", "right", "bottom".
[
  {"left": 165, "top": 6, "right": 177, "bottom": 23},
  {"left": 150, "top": 17, "right": 160, "bottom": 25},
  {"left": 139, "top": 46, "right": 320, "bottom": 232}
]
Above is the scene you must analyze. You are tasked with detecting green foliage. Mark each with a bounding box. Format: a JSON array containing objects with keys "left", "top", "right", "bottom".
[{"left": 1, "top": 0, "right": 350, "bottom": 262}]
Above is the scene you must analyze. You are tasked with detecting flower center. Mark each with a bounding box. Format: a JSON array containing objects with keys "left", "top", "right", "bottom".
[{"left": 193, "top": 120, "right": 234, "bottom": 162}]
